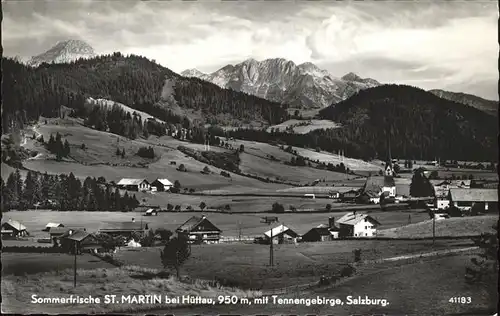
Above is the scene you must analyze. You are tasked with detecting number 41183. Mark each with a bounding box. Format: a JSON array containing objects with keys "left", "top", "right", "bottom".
[{"left": 449, "top": 297, "right": 472, "bottom": 304}]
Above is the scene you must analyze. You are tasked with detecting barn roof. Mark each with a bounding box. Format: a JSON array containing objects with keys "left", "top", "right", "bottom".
[
  {"left": 117, "top": 178, "right": 149, "bottom": 186},
  {"left": 153, "top": 178, "right": 173, "bottom": 186},
  {"left": 449, "top": 189, "right": 498, "bottom": 202},
  {"left": 304, "top": 227, "right": 331, "bottom": 236},
  {"left": 176, "top": 216, "right": 221, "bottom": 233},
  {"left": 45, "top": 222, "right": 64, "bottom": 228},
  {"left": 2, "top": 220, "right": 27, "bottom": 232},
  {"left": 264, "top": 224, "right": 299, "bottom": 238},
  {"left": 337, "top": 212, "right": 381, "bottom": 227},
  {"left": 64, "top": 230, "right": 91, "bottom": 242}
]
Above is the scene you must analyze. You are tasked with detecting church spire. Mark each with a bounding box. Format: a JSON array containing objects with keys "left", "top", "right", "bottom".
[{"left": 385, "top": 133, "right": 394, "bottom": 176}]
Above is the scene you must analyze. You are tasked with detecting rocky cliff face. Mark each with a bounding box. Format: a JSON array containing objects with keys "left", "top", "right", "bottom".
[
  {"left": 28, "top": 39, "right": 96, "bottom": 67},
  {"left": 182, "top": 58, "right": 380, "bottom": 108}
]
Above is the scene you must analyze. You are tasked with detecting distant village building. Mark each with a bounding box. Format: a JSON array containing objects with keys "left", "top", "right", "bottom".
[
  {"left": 339, "top": 189, "right": 360, "bottom": 203},
  {"left": 98, "top": 219, "right": 149, "bottom": 238},
  {"left": 337, "top": 212, "right": 381, "bottom": 238},
  {"left": 150, "top": 178, "right": 173, "bottom": 192},
  {"left": 117, "top": 178, "right": 150, "bottom": 191},
  {"left": 144, "top": 208, "right": 159, "bottom": 216},
  {"left": 448, "top": 188, "right": 498, "bottom": 212},
  {"left": 264, "top": 224, "right": 299, "bottom": 244},
  {"left": 176, "top": 215, "right": 222, "bottom": 244},
  {"left": 301, "top": 217, "right": 340, "bottom": 242},
  {"left": 360, "top": 176, "right": 396, "bottom": 203},
  {"left": 43, "top": 222, "right": 65, "bottom": 232},
  {"left": 61, "top": 230, "right": 102, "bottom": 254},
  {"left": 1, "top": 220, "right": 28, "bottom": 238},
  {"left": 431, "top": 180, "right": 471, "bottom": 210}
]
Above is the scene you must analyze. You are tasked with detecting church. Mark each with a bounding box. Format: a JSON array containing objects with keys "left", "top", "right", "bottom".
[{"left": 360, "top": 145, "right": 397, "bottom": 203}]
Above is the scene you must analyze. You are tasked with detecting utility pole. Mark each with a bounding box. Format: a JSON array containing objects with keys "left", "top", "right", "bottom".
[
  {"left": 262, "top": 216, "right": 278, "bottom": 267},
  {"left": 432, "top": 213, "right": 436, "bottom": 246},
  {"left": 73, "top": 241, "right": 77, "bottom": 287},
  {"left": 238, "top": 221, "right": 242, "bottom": 242}
]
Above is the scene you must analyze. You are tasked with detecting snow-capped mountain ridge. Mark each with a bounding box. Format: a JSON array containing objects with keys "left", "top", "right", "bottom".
[
  {"left": 181, "top": 58, "right": 380, "bottom": 108},
  {"left": 28, "top": 39, "right": 96, "bottom": 67}
]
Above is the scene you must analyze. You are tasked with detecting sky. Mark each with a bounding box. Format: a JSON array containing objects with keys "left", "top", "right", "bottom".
[{"left": 2, "top": 0, "right": 498, "bottom": 100}]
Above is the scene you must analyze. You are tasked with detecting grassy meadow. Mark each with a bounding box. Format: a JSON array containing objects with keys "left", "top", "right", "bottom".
[{"left": 115, "top": 239, "right": 474, "bottom": 290}]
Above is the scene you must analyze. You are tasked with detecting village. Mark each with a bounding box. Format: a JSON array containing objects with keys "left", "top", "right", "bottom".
[{"left": 2, "top": 157, "right": 497, "bottom": 251}]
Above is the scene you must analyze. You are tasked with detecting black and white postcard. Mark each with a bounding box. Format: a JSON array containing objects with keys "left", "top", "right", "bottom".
[{"left": 1, "top": 0, "right": 498, "bottom": 315}]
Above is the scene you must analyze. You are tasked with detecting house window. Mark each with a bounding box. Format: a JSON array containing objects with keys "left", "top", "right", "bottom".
[
  {"left": 365, "top": 233, "right": 368, "bottom": 236},
  {"left": 354, "top": 233, "right": 357, "bottom": 236},
  {"left": 365, "top": 226, "right": 368, "bottom": 229}
]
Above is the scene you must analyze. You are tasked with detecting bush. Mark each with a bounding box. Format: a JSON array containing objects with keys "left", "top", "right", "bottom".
[
  {"left": 174, "top": 205, "right": 181, "bottom": 211},
  {"left": 353, "top": 249, "right": 362, "bottom": 262},
  {"left": 340, "top": 265, "right": 356, "bottom": 277},
  {"left": 177, "top": 164, "right": 187, "bottom": 172},
  {"left": 137, "top": 146, "right": 155, "bottom": 159},
  {"left": 271, "top": 202, "right": 285, "bottom": 213}
]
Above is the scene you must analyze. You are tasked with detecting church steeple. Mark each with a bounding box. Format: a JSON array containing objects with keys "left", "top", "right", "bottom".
[{"left": 385, "top": 134, "right": 394, "bottom": 176}]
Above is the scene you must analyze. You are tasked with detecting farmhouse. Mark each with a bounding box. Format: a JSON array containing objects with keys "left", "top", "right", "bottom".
[
  {"left": 43, "top": 222, "right": 64, "bottom": 232},
  {"left": 176, "top": 215, "right": 222, "bottom": 244},
  {"left": 117, "top": 178, "right": 150, "bottom": 191},
  {"left": 337, "top": 212, "right": 381, "bottom": 238},
  {"left": 150, "top": 178, "right": 173, "bottom": 192},
  {"left": 1, "top": 219, "right": 28, "bottom": 238},
  {"left": 61, "top": 230, "right": 103, "bottom": 254},
  {"left": 302, "top": 217, "right": 340, "bottom": 242},
  {"left": 99, "top": 220, "right": 149, "bottom": 238},
  {"left": 340, "top": 189, "right": 360, "bottom": 203},
  {"left": 264, "top": 224, "right": 299, "bottom": 244},
  {"left": 448, "top": 188, "right": 498, "bottom": 212}
]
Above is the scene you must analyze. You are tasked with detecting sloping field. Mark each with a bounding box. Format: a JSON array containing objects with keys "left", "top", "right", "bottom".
[
  {"left": 266, "top": 119, "right": 341, "bottom": 134},
  {"left": 87, "top": 97, "right": 167, "bottom": 124},
  {"left": 378, "top": 215, "right": 498, "bottom": 238},
  {"left": 239, "top": 152, "right": 352, "bottom": 184},
  {"left": 224, "top": 139, "right": 296, "bottom": 162},
  {"left": 293, "top": 147, "right": 381, "bottom": 171}
]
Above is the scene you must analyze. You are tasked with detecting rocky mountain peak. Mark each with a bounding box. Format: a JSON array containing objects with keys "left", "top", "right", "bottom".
[{"left": 28, "top": 39, "right": 96, "bottom": 67}]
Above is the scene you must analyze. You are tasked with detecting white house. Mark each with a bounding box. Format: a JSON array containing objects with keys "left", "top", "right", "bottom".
[
  {"left": 117, "top": 178, "right": 150, "bottom": 191},
  {"left": 264, "top": 224, "right": 299, "bottom": 244},
  {"left": 43, "top": 222, "right": 64, "bottom": 232},
  {"left": 337, "top": 212, "right": 381, "bottom": 238},
  {"left": 150, "top": 178, "right": 173, "bottom": 192}
]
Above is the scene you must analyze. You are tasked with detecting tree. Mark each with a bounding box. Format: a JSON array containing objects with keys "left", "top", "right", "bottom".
[
  {"left": 428, "top": 170, "right": 439, "bottom": 180},
  {"left": 465, "top": 225, "right": 498, "bottom": 312},
  {"left": 393, "top": 163, "right": 401, "bottom": 174},
  {"left": 160, "top": 235, "right": 191, "bottom": 279},
  {"left": 81, "top": 143, "right": 86, "bottom": 150},
  {"left": 166, "top": 203, "right": 174, "bottom": 211},
  {"left": 325, "top": 204, "right": 332, "bottom": 211},
  {"left": 140, "top": 229, "right": 155, "bottom": 247},
  {"left": 239, "top": 144, "right": 245, "bottom": 153},
  {"left": 63, "top": 140, "right": 70, "bottom": 157},
  {"left": 174, "top": 180, "right": 181, "bottom": 189},
  {"left": 271, "top": 202, "right": 285, "bottom": 213},
  {"left": 155, "top": 228, "right": 173, "bottom": 243},
  {"left": 199, "top": 201, "right": 206, "bottom": 211},
  {"left": 410, "top": 168, "right": 434, "bottom": 197},
  {"left": 202, "top": 166, "right": 210, "bottom": 174},
  {"left": 177, "top": 164, "right": 187, "bottom": 172},
  {"left": 121, "top": 149, "right": 125, "bottom": 158}
]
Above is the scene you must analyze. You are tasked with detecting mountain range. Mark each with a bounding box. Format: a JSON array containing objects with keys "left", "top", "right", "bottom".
[
  {"left": 27, "top": 40, "right": 96, "bottom": 67},
  {"left": 182, "top": 59, "right": 380, "bottom": 109}
]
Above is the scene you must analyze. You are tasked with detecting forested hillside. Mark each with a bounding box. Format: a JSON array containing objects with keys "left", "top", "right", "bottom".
[
  {"left": 318, "top": 84, "right": 498, "bottom": 161},
  {"left": 1, "top": 54, "right": 288, "bottom": 134}
]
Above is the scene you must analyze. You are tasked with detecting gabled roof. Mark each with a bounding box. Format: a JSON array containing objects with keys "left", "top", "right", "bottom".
[
  {"left": 45, "top": 222, "right": 64, "bottom": 228},
  {"left": 449, "top": 189, "right": 498, "bottom": 202},
  {"left": 152, "top": 178, "right": 173, "bottom": 186},
  {"left": 264, "top": 224, "right": 299, "bottom": 238},
  {"left": 177, "top": 216, "right": 221, "bottom": 233},
  {"left": 304, "top": 227, "right": 331, "bottom": 236},
  {"left": 117, "top": 178, "right": 149, "bottom": 186},
  {"left": 2, "top": 220, "right": 27, "bottom": 232},
  {"left": 145, "top": 209, "right": 157, "bottom": 213},
  {"left": 337, "top": 212, "right": 381, "bottom": 227},
  {"left": 64, "top": 230, "right": 91, "bottom": 242}
]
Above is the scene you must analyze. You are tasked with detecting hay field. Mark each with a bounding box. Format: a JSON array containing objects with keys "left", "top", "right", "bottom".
[{"left": 292, "top": 147, "right": 381, "bottom": 171}]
